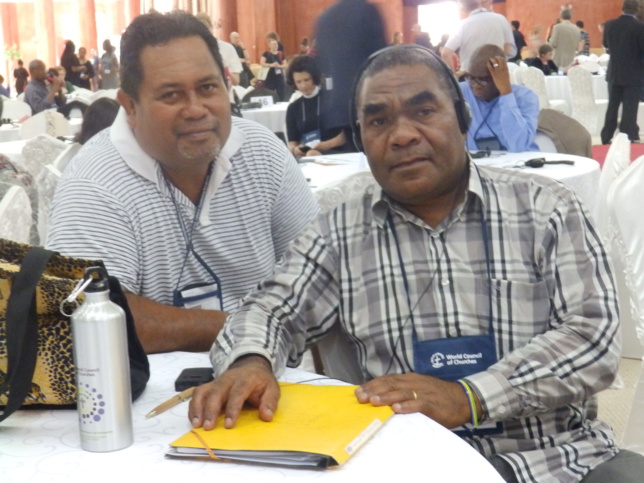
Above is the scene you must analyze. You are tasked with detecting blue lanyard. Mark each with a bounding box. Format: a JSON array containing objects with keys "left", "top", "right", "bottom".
[{"left": 164, "top": 164, "right": 221, "bottom": 292}]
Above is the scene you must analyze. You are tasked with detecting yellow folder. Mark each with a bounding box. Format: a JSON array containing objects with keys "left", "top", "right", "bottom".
[{"left": 167, "top": 383, "right": 394, "bottom": 468}]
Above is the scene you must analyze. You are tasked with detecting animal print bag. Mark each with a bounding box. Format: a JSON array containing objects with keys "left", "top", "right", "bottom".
[{"left": 0, "top": 239, "right": 149, "bottom": 421}]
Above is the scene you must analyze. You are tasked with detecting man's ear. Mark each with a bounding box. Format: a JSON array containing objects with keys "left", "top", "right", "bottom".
[{"left": 117, "top": 89, "right": 137, "bottom": 128}]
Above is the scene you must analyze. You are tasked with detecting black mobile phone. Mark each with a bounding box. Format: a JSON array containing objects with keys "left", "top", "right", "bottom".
[
  {"left": 174, "top": 367, "right": 214, "bottom": 391},
  {"left": 299, "top": 145, "right": 311, "bottom": 153}
]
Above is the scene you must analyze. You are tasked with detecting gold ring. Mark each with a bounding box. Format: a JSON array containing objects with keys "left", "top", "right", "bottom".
[{"left": 412, "top": 390, "right": 418, "bottom": 401}]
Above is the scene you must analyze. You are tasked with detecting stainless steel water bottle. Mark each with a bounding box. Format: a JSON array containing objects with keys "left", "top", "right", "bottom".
[{"left": 71, "top": 266, "right": 133, "bottom": 452}]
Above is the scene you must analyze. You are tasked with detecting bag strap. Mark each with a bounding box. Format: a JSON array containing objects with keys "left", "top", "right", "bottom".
[{"left": 0, "top": 246, "right": 55, "bottom": 422}]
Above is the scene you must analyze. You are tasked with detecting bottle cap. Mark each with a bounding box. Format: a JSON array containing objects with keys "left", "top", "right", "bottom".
[{"left": 84, "top": 266, "right": 110, "bottom": 292}]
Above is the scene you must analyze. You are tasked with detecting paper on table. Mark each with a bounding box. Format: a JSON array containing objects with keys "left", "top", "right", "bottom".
[{"left": 167, "top": 383, "right": 394, "bottom": 468}]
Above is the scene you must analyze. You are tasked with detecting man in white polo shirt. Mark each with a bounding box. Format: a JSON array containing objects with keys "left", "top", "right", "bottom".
[{"left": 47, "top": 11, "right": 318, "bottom": 354}]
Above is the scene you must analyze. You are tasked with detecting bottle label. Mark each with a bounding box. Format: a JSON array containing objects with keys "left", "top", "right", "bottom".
[{"left": 77, "top": 367, "right": 109, "bottom": 425}]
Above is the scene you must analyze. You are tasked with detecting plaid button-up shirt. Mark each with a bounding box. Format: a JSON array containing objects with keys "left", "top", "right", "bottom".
[{"left": 213, "top": 162, "right": 620, "bottom": 482}]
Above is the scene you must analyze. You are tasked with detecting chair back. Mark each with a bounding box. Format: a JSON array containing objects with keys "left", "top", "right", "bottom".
[
  {"left": 2, "top": 99, "right": 32, "bottom": 121},
  {"left": 20, "top": 133, "right": 68, "bottom": 178},
  {"left": 241, "top": 86, "right": 279, "bottom": 104},
  {"left": 35, "top": 164, "right": 62, "bottom": 245},
  {"left": 536, "top": 108, "right": 592, "bottom": 157},
  {"left": 0, "top": 185, "right": 33, "bottom": 244},
  {"left": 52, "top": 142, "right": 81, "bottom": 172},
  {"left": 596, "top": 133, "right": 630, "bottom": 240},
  {"left": 514, "top": 65, "right": 526, "bottom": 85},
  {"left": 520, "top": 67, "right": 551, "bottom": 110},
  {"left": 19, "top": 110, "right": 72, "bottom": 140},
  {"left": 309, "top": 171, "right": 378, "bottom": 383},
  {"left": 567, "top": 66, "right": 604, "bottom": 135}
]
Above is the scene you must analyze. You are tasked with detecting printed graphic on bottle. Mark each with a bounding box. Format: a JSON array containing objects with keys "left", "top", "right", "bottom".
[{"left": 78, "top": 369, "right": 108, "bottom": 424}]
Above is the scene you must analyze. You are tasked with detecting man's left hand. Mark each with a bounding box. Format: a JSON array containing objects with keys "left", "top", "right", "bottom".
[
  {"left": 355, "top": 373, "right": 479, "bottom": 429},
  {"left": 487, "top": 56, "right": 512, "bottom": 96}
]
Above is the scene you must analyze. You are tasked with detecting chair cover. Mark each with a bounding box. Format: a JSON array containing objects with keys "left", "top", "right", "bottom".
[
  {"left": 19, "top": 110, "right": 72, "bottom": 140},
  {"left": 0, "top": 154, "right": 39, "bottom": 245},
  {"left": 0, "top": 185, "right": 33, "bottom": 244},
  {"left": 35, "top": 164, "right": 62, "bottom": 245},
  {"left": 567, "top": 66, "right": 609, "bottom": 136},
  {"left": 596, "top": 133, "right": 630, "bottom": 241},
  {"left": 20, "top": 133, "right": 68, "bottom": 178},
  {"left": 2, "top": 99, "right": 32, "bottom": 121},
  {"left": 608, "top": 157, "right": 644, "bottom": 455},
  {"left": 536, "top": 108, "right": 592, "bottom": 157},
  {"left": 310, "top": 170, "right": 378, "bottom": 383},
  {"left": 520, "top": 67, "right": 552, "bottom": 110},
  {"left": 52, "top": 142, "right": 81, "bottom": 172}
]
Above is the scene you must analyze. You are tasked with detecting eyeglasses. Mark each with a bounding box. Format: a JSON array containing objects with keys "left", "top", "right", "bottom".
[{"left": 464, "top": 74, "right": 493, "bottom": 86}]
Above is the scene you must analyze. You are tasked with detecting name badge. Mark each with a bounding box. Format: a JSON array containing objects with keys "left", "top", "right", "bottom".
[
  {"left": 250, "top": 96, "right": 274, "bottom": 107},
  {"left": 302, "top": 129, "right": 321, "bottom": 148},
  {"left": 172, "top": 282, "right": 222, "bottom": 311},
  {"left": 414, "top": 333, "right": 503, "bottom": 436}
]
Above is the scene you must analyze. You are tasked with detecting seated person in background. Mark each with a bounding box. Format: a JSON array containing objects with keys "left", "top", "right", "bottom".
[
  {"left": 0, "top": 75, "right": 10, "bottom": 97},
  {"left": 461, "top": 44, "right": 539, "bottom": 152},
  {"left": 24, "top": 59, "right": 66, "bottom": 115},
  {"left": 47, "top": 11, "right": 318, "bottom": 354},
  {"left": 190, "top": 45, "right": 644, "bottom": 483},
  {"left": 525, "top": 44, "right": 558, "bottom": 76},
  {"left": 55, "top": 66, "right": 75, "bottom": 94},
  {"left": 74, "top": 97, "right": 120, "bottom": 144},
  {"left": 285, "top": 55, "right": 347, "bottom": 158}
]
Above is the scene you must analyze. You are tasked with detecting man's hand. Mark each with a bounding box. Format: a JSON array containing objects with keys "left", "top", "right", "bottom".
[
  {"left": 354, "top": 373, "right": 481, "bottom": 429},
  {"left": 189, "top": 355, "right": 280, "bottom": 431},
  {"left": 487, "top": 56, "right": 512, "bottom": 96}
]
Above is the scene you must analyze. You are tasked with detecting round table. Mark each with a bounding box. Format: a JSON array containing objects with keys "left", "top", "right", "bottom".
[{"left": 0, "top": 352, "right": 504, "bottom": 483}]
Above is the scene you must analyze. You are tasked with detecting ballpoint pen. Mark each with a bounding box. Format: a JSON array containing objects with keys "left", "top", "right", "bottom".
[{"left": 146, "top": 386, "right": 195, "bottom": 419}]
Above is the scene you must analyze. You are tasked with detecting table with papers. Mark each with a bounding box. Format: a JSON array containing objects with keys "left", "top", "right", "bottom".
[{"left": 1, "top": 351, "right": 504, "bottom": 483}]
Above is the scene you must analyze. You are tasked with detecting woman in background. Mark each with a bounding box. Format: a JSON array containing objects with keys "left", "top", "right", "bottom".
[
  {"left": 75, "top": 97, "right": 120, "bottom": 145},
  {"left": 60, "top": 40, "right": 86, "bottom": 88},
  {"left": 285, "top": 55, "right": 346, "bottom": 158},
  {"left": 100, "top": 39, "right": 119, "bottom": 89},
  {"left": 77, "top": 47, "right": 95, "bottom": 90},
  {"left": 260, "top": 38, "right": 287, "bottom": 101}
]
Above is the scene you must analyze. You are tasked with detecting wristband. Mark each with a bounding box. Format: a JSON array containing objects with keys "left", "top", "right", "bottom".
[{"left": 457, "top": 379, "right": 479, "bottom": 427}]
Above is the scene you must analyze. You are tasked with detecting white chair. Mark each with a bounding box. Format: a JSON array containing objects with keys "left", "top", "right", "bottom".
[
  {"left": 595, "top": 133, "right": 631, "bottom": 240},
  {"left": 513, "top": 65, "right": 526, "bottom": 85},
  {"left": 520, "top": 67, "right": 568, "bottom": 113},
  {"left": 19, "top": 133, "right": 68, "bottom": 178},
  {"left": 90, "top": 89, "right": 118, "bottom": 102},
  {"left": 232, "top": 84, "right": 249, "bottom": 102},
  {"left": 35, "top": 164, "right": 63, "bottom": 245},
  {"left": 2, "top": 99, "right": 32, "bottom": 121},
  {"left": 507, "top": 62, "right": 519, "bottom": 84},
  {"left": 578, "top": 61, "right": 601, "bottom": 74},
  {"left": 0, "top": 185, "right": 33, "bottom": 244},
  {"left": 52, "top": 142, "right": 81, "bottom": 172},
  {"left": 607, "top": 157, "right": 644, "bottom": 454},
  {"left": 567, "top": 65, "right": 609, "bottom": 137},
  {"left": 19, "top": 110, "right": 72, "bottom": 140},
  {"left": 309, "top": 170, "right": 377, "bottom": 383},
  {"left": 534, "top": 131, "right": 558, "bottom": 152},
  {"left": 598, "top": 53, "right": 610, "bottom": 67},
  {"left": 16, "top": 92, "right": 25, "bottom": 102}
]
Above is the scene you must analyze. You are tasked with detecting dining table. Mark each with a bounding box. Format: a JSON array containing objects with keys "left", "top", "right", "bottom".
[{"left": 1, "top": 351, "right": 504, "bottom": 483}]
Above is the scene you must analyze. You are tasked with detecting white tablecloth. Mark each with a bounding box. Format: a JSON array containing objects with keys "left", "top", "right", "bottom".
[
  {"left": 1, "top": 352, "right": 503, "bottom": 483},
  {"left": 301, "top": 151, "right": 600, "bottom": 214},
  {"left": 545, "top": 74, "right": 608, "bottom": 106},
  {"left": 0, "top": 117, "right": 82, "bottom": 143},
  {"left": 241, "top": 102, "right": 289, "bottom": 133}
]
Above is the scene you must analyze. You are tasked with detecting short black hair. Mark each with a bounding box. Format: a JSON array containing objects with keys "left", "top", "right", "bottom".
[
  {"left": 511, "top": 20, "right": 520, "bottom": 29},
  {"left": 286, "top": 55, "right": 321, "bottom": 87},
  {"left": 75, "top": 97, "right": 120, "bottom": 145},
  {"left": 538, "top": 44, "right": 553, "bottom": 56},
  {"left": 353, "top": 46, "right": 460, "bottom": 118},
  {"left": 119, "top": 10, "right": 224, "bottom": 101},
  {"left": 576, "top": 20, "right": 584, "bottom": 29}
]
